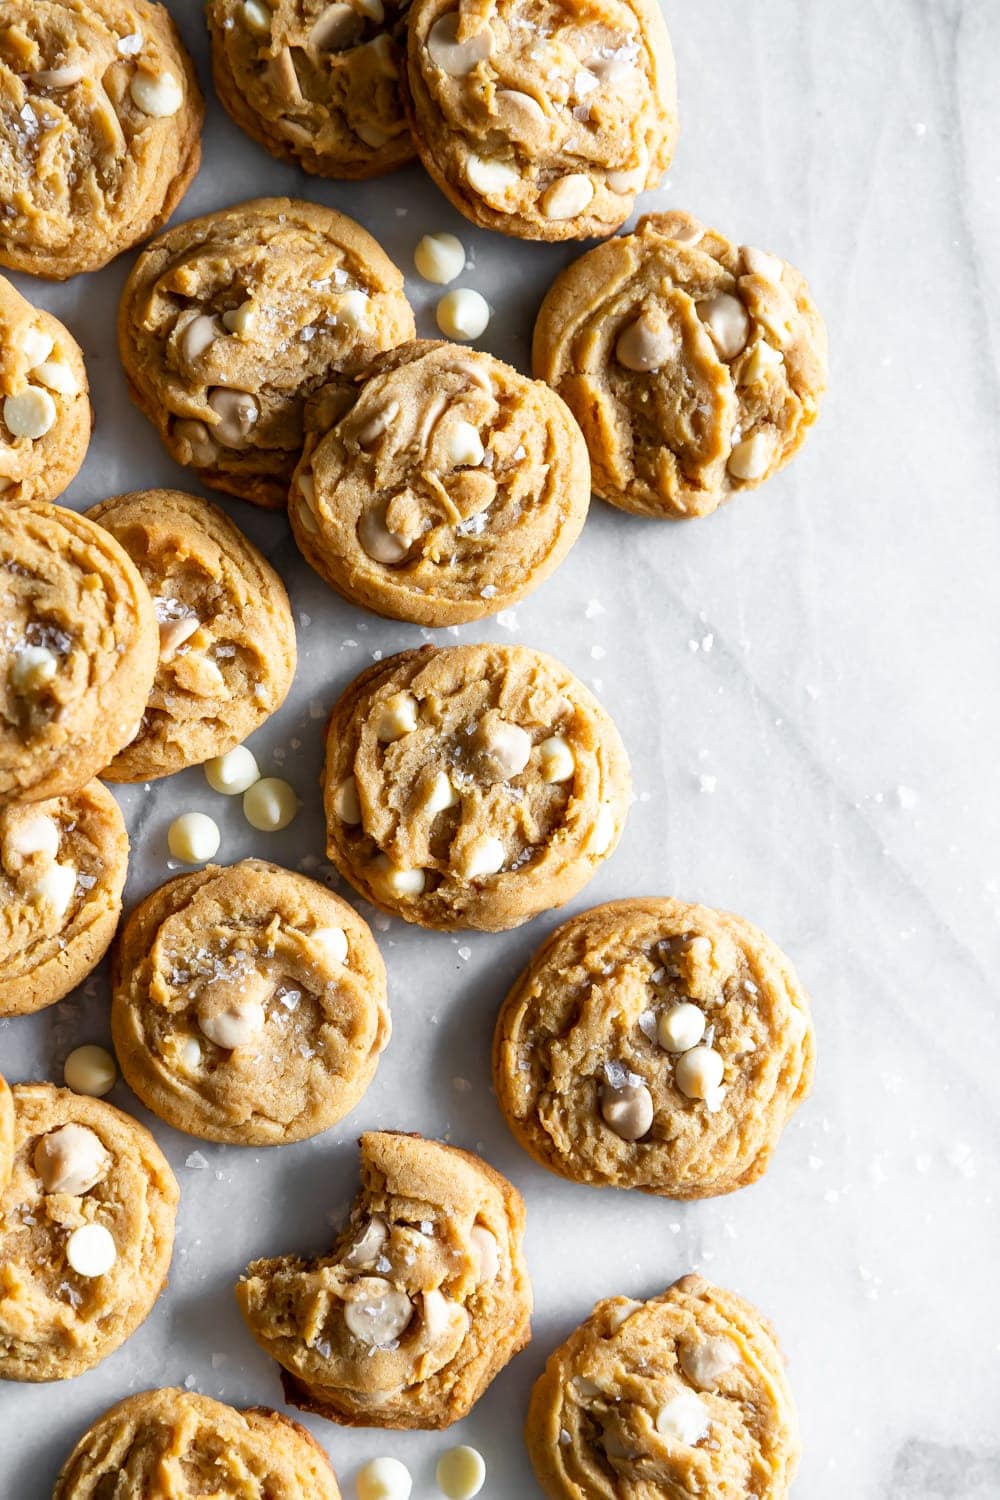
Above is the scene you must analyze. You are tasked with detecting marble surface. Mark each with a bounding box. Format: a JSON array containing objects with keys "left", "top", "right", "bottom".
[{"left": 3, "top": 0, "right": 1000, "bottom": 1495}]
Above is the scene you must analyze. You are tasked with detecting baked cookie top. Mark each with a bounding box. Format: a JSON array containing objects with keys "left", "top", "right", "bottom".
[
  {"left": 111, "top": 859, "right": 390, "bottom": 1145},
  {"left": 526, "top": 1276, "right": 800, "bottom": 1500},
  {"left": 207, "top": 0, "right": 414, "bottom": 180},
  {"left": 0, "top": 275, "right": 90, "bottom": 507},
  {"left": 53, "top": 1387, "right": 343, "bottom": 1499},
  {"left": 493, "top": 898, "right": 815, "bottom": 1200},
  {"left": 323, "top": 644, "right": 631, "bottom": 931},
  {"left": 290, "top": 340, "right": 591, "bottom": 626},
  {"left": 0, "top": 0, "right": 203, "bottom": 280},
  {"left": 86, "top": 489, "right": 297, "bottom": 781},
  {"left": 533, "top": 210, "right": 828, "bottom": 518},
  {"left": 404, "top": 0, "right": 677, "bottom": 241},
  {"left": 117, "top": 197, "right": 416, "bottom": 508},
  {"left": 0, "top": 1082, "right": 178, "bottom": 1382},
  {"left": 0, "top": 779, "right": 129, "bottom": 1018},
  {"left": 237, "top": 1130, "right": 531, "bottom": 1430},
  {"left": 0, "top": 501, "right": 158, "bottom": 805},
  {"left": 0, "top": 1075, "right": 13, "bottom": 1195}
]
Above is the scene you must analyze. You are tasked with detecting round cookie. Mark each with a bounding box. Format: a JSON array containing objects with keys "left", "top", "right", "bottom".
[
  {"left": 525, "top": 1276, "right": 800, "bottom": 1500},
  {"left": 533, "top": 210, "right": 829, "bottom": 518},
  {"left": 0, "top": 780, "right": 129, "bottom": 1018},
  {"left": 322, "top": 643, "right": 631, "bottom": 931},
  {"left": 0, "top": 275, "right": 91, "bottom": 506},
  {"left": 86, "top": 490, "right": 297, "bottom": 781},
  {"left": 0, "top": 1075, "right": 13, "bottom": 1193},
  {"left": 0, "top": 501, "right": 158, "bottom": 805},
  {"left": 404, "top": 0, "right": 677, "bottom": 242},
  {"left": 0, "top": 0, "right": 203, "bottom": 280},
  {"left": 290, "top": 340, "right": 591, "bottom": 625},
  {"left": 111, "top": 859, "right": 390, "bottom": 1145},
  {"left": 493, "top": 898, "right": 815, "bottom": 1200},
  {"left": 118, "top": 197, "right": 416, "bottom": 508},
  {"left": 236, "top": 1129, "right": 532, "bottom": 1429},
  {"left": 0, "top": 1082, "right": 178, "bottom": 1382},
  {"left": 52, "top": 1387, "right": 343, "bottom": 1499},
  {"left": 207, "top": 0, "right": 415, "bottom": 180}
]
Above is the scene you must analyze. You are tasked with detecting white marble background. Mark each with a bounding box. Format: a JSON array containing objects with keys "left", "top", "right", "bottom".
[{"left": 3, "top": 0, "right": 999, "bottom": 1494}]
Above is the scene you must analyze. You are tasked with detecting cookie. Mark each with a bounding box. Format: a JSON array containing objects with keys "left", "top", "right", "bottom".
[
  {"left": 85, "top": 489, "right": 297, "bottom": 781},
  {"left": 0, "top": 1075, "right": 13, "bottom": 1193},
  {"left": 525, "top": 1276, "right": 800, "bottom": 1500},
  {"left": 117, "top": 197, "right": 416, "bottom": 508},
  {"left": 207, "top": 0, "right": 414, "bottom": 181},
  {"left": 533, "top": 210, "right": 828, "bottom": 518},
  {"left": 289, "top": 340, "right": 591, "bottom": 625},
  {"left": 52, "top": 1387, "right": 343, "bottom": 1499},
  {"left": 236, "top": 1130, "right": 531, "bottom": 1429},
  {"left": 493, "top": 898, "right": 815, "bottom": 1200},
  {"left": 0, "top": 275, "right": 91, "bottom": 507},
  {"left": 110, "top": 859, "right": 390, "bottom": 1145},
  {"left": 0, "top": 780, "right": 129, "bottom": 1018},
  {"left": 322, "top": 643, "right": 631, "bottom": 931},
  {"left": 403, "top": 0, "right": 677, "bottom": 241},
  {"left": 0, "top": 0, "right": 203, "bottom": 280},
  {"left": 0, "top": 1082, "right": 178, "bottom": 1381},
  {"left": 0, "top": 501, "right": 158, "bottom": 805}
]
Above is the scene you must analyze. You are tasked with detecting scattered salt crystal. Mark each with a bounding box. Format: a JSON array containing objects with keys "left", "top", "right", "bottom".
[
  {"left": 698, "top": 774, "right": 717, "bottom": 794},
  {"left": 496, "top": 609, "right": 519, "bottom": 631},
  {"left": 185, "top": 1151, "right": 209, "bottom": 1170},
  {"left": 896, "top": 785, "right": 917, "bottom": 810},
  {"left": 453, "top": 1077, "right": 472, "bottom": 1092},
  {"left": 584, "top": 598, "right": 605, "bottom": 619}
]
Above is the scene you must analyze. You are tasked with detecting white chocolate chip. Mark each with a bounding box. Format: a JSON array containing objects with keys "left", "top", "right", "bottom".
[
  {"left": 414, "top": 232, "right": 465, "bottom": 285},
  {"left": 496, "top": 88, "right": 546, "bottom": 130},
  {"left": 445, "top": 419, "right": 485, "bottom": 467},
  {"left": 179, "top": 314, "right": 222, "bottom": 363},
  {"left": 32, "top": 359, "right": 81, "bottom": 397},
  {"left": 174, "top": 418, "right": 218, "bottom": 466},
  {"left": 222, "top": 301, "right": 257, "bottom": 338},
  {"left": 204, "top": 745, "right": 260, "bottom": 795},
  {"left": 335, "top": 288, "right": 370, "bottom": 330},
  {"left": 242, "top": 0, "right": 273, "bottom": 33},
  {"left": 158, "top": 614, "right": 200, "bottom": 661},
  {"left": 538, "top": 734, "right": 575, "bottom": 783},
  {"left": 741, "top": 245, "right": 783, "bottom": 282},
  {"left": 697, "top": 292, "right": 750, "bottom": 360},
  {"left": 11, "top": 644, "right": 58, "bottom": 694},
  {"left": 356, "top": 0, "right": 385, "bottom": 19},
  {"left": 423, "top": 770, "right": 460, "bottom": 815},
  {"left": 374, "top": 691, "right": 418, "bottom": 741},
  {"left": 4, "top": 387, "right": 57, "bottom": 440},
  {"left": 356, "top": 1457, "right": 412, "bottom": 1500},
  {"left": 167, "top": 812, "right": 221, "bottom": 863},
  {"left": 674, "top": 1044, "right": 725, "bottom": 1100},
  {"left": 358, "top": 501, "right": 412, "bottom": 565},
  {"left": 680, "top": 1336, "right": 740, "bottom": 1390},
  {"left": 589, "top": 804, "right": 617, "bottom": 856},
  {"left": 540, "top": 174, "right": 594, "bottom": 221},
  {"left": 356, "top": 402, "right": 400, "bottom": 447},
  {"left": 18, "top": 326, "right": 54, "bottom": 366},
  {"left": 606, "top": 1298, "right": 643, "bottom": 1331},
  {"left": 436, "top": 288, "right": 490, "bottom": 342},
  {"left": 243, "top": 777, "right": 298, "bottom": 832},
  {"left": 343, "top": 1278, "right": 413, "bottom": 1346},
  {"left": 665, "top": 217, "right": 705, "bottom": 246},
  {"left": 468, "top": 1224, "right": 499, "bottom": 1282},
  {"left": 655, "top": 1389, "right": 710, "bottom": 1445},
  {"left": 308, "top": 1, "right": 361, "bottom": 48},
  {"left": 179, "top": 1036, "right": 202, "bottom": 1072},
  {"left": 437, "top": 1447, "right": 486, "bottom": 1500},
  {"left": 197, "top": 970, "right": 272, "bottom": 1050},
  {"left": 739, "top": 339, "right": 784, "bottom": 386},
  {"left": 422, "top": 1287, "right": 469, "bottom": 1343},
  {"left": 31, "top": 861, "right": 76, "bottom": 920},
  {"left": 657, "top": 1002, "right": 705, "bottom": 1053},
  {"left": 129, "top": 68, "right": 183, "bottom": 117},
  {"left": 64, "top": 1045, "right": 116, "bottom": 1098},
  {"left": 343, "top": 1214, "right": 389, "bottom": 1270},
  {"left": 465, "top": 153, "right": 518, "bottom": 199},
  {"left": 373, "top": 855, "right": 426, "bottom": 898},
  {"left": 615, "top": 311, "right": 677, "bottom": 373},
  {"left": 333, "top": 775, "right": 362, "bottom": 824},
  {"left": 426, "top": 13, "right": 493, "bottom": 75},
  {"left": 356, "top": 120, "right": 392, "bottom": 147},
  {"left": 208, "top": 388, "right": 259, "bottom": 447},
  {"left": 34, "top": 1124, "right": 109, "bottom": 1196},
  {"left": 66, "top": 1223, "right": 117, "bottom": 1278},
  {"left": 6, "top": 811, "right": 60, "bottom": 863},
  {"left": 605, "top": 165, "right": 646, "bottom": 194},
  {"left": 599, "top": 1076, "right": 653, "bottom": 1141},
  {"left": 727, "top": 432, "right": 773, "bottom": 481},
  {"left": 477, "top": 717, "right": 530, "bottom": 778},
  {"left": 457, "top": 834, "right": 505, "bottom": 880},
  {"left": 33, "top": 64, "right": 86, "bottom": 88},
  {"left": 310, "top": 925, "right": 348, "bottom": 966}
]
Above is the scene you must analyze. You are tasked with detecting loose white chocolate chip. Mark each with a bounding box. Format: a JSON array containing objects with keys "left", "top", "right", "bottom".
[
  {"left": 615, "top": 311, "right": 677, "bottom": 373},
  {"left": 343, "top": 1215, "right": 389, "bottom": 1270},
  {"left": 19, "top": 326, "right": 54, "bottom": 366},
  {"left": 359, "top": 502, "right": 412, "bottom": 565},
  {"left": 34, "top": 1124, "right": 109, "bottom": 1196},
  {"left": 208, "top": 388, "right": 259, "bottom": 446},
  {"left": 66, "top": 1223, "right": 117, "bottom": 1278},
  {"left": 727, "top": 432, "right": 773, "bottom": 481},
  {"left": 468, "top": 1224, "right": 499, "bottom": 1282},
  {"left": 655, "top": 1390, "right": 710, "bottom": 1445},
  {"left": 426, "top": 13, "right": 493, "bottom": 75},
  {"left": 204, "top": 745, "right": 260, "bottom": 795},
  {"left": 424, "top": 770, "right": 460, "bottom": 815},
  {"left": 356, "top": 1456, "right": 412, "bottom": 1500},
  {"left": 222, "top": 300, "right": 257, "bottom": 338},
  {"left": 680, "top": 1336, "right": 740, "bottom": 1390},
  {"left": 657, "top": 1002, "right": 705, "bottom": 1053},
  {"left": 198, "top": 982, "right": 268, "bottom": 1050},
  {"left": 437, "top": 1447, "right": 486, "bottom": 1500},
  {"left": 179, "top": 314, "right": 222, "bottom": 363},
  {"left": 541, "top": 173, "right": 595, "bottom": 220},
  {"left": 243, "top": 777, "right": 298, "bottom": 832},
  {"left": 4, "top": 387, "right": 57, "bottom": 440},
  {"left": 373, "top": 855, "right": 426, "bottom": 898},
  {"left": 335, "top": 289, "right": 370, "bottom": 330},
  {"left": 7, "top": 812, "right": 60, "bottom": 863},
  {"left": 458, "top": 835, "right": 505, "bottom": 880},
  {"left": 538, "top": 734, "right": 575, "bottom": 783},
  {"left": 414, "top": 232, "right": 466, "bottom": 285},
  {"left": 697, "top": 292, "right": 750, "bottom": 360},
  {"left": 334, "top": 775, "right": 362, "bottom": 824},
  {"left": 129, "top": 68, "right": 183, "bottom": 117},
  {"left": 465, "top": 153, "right": 518, "bottom": 199},
  {"left": 242, "top": 0, "right": 273, "bottom": 32},
  {"left": 33, "top": 360, "right": 80, "bottom": 397},
  {"left": 64, "top": 1045, "right": 117, "bottom": 1098},
  {"left": 310, "top": 925, "right": 349, "bottom": 966},
  {"left": 741, "top": 245, "right": 783, "bottom": 282},
  {"left": 674, "top": 1044, "right": 725, "bottom": 1100},
  {"left": 478, "top": 718, "right": 531, "bottom": 778},
  {"left": 374, "top": 691, "right": 419, "bottom": 742},
  {"left": 445, "top": 419, "right": 485, "bottom": 468},
  {"left": 599, "top": 1077, "right": 653, "bottom": 1141},
  {"left": 158, "top": 614, "right": 200, "bottom": 661},
  {"left": 167, "top": 812, "right": 221, "bottom": 863},
  {"left": 343, "top": 1278, "right": 413, "bottom": 1346},
  {"left": 31, "top": 861, "right": 77, "bottom": 920},
  {"left": 436, "top": 289, "right": 490, "bottom": 342},
  {"left": 11, "top": 644, "right": 58, "bottom": 694}
]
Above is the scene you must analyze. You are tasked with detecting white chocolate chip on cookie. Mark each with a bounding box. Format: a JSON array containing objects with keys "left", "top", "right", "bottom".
[
  {"left": 538, "top": 735, "right": 575, "bottom": 783},
  {"left": 727, "top": 432, "right": 773, "bottom": 481},
  {"left": 655, "top": 1389, "right": 710, "bottom": 1445},
  {"left": 242, "top": 0, "right": 273, "bottom": 33},
  {"left": 197, "top": 971, "right": 271, "bottom": 1049},
  {"left": 741, "top": 245, "right": 783, "bottom": 282},
  {"left": 18, "top": 326, "right": 54, "bottom": 367},
  {"left": 343, "top": 1277, "right": 413, "bottom": 1346},
  {"left": 476, "top": 716, "right": 531, "bottom": 779},
  {"left": 697, "top": 292, "right": 750, "bottom": 360},
  {"left": 208, "top": 388, "right": 258, "bottom": 446},
  {"left": 66, "top": 1223, "right": 117, "bottom": 1278},
  {"left": 424, "top": 770, "right": 460, "bottom": 815},
  {"left": 222, "top": 300, "right": 257, "bottom": 338},
  {"left": 373, "top": 855, "right": 426, "bottom": 897},
  {"left": 599, "top": 1072, "right": 653, "bottom": 1141},
  {"left": 333, "top": 775, "right": 362, "bottom": 824},
  {"left": 541, "top": 174, "right": 594, "bottom": 221},
  {"left": 445, "top": 419, "right": 485, "bottom": 467},
  {"left": 11, "top": 644, "right": 58, "bottom": 695},
  {"left": 358, "top": 501, "right": 413, "bottom": 564},
  {"left": 615, "top": 310, "right": 677, "bottom": 373},
  {"left": 34, "top": 1124, "right": 110, "bottom": 1197},
  {"left": 33, "top": 360, "right": 81, "bottom": 397},
  {"left": 680, "top": 1335, "right": 740, "bottom": 1390},
  {"left": 674, "top": 1044, "right": 725, "bottom": 1100},
  {"left": 426, "top": 13, "right": 493, "bottom": 75},
  {"left": 157, "top": 613, "right": 200, "bottom": 661},
  {"left": 457, "top": 834, "right": 505, "bottom": 880},
  {"left": 343, "top": 1215, "right": 389, "bottom": 1270},
  {"left": 310, "top": 925, "right": 349, "bottom": 966},
  {"left": 469, "top": 1224, "right": 500, "bottom": 1282},
  {"left": 4, "top": 387, "right": 57, "bottom": 440},
  {"left": 129, "top": 68, "right": 184, "bottom": 118},
  {"left": 31, "top": 861, "right": 77, "bottom": 920},
  {"left": 178, "top": 314, "right": 222, "bottom": 363},
  {"left": 5, "top": 811, "right": 60, "bottom": 864},
  {"left": 375, "top": 691, "right": 419, "bottom": 741},
  {"left": 656, "top": 1002, "right": 705, "bottom": 1053},
  {"left": 465, "top": 154, "right": 518, "bottom": 199}
]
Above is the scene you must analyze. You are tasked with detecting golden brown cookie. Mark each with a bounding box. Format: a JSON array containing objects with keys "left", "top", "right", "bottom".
[
  {"left": 207, "top": 0, "right": 415, "bottom": 180},
  {"left": 0, "top": 0, "right": 203, "bottom": 280},
  {"left": 111, "top": 859, "right": 390, "bottom": 1145},
  {"left": 0, "top": 1082, "right": 178, "bottom": 1382},
  {"left": 117, "top": 197, "right": 416, "bottom": 508},
  {"left": 493, "top": 898, "right": 815, "bottom": 1200},
  {"left": 0, "top": 1075, "right": 13, "bottom": 1193},
  {"left": 533, "top": 210, "right": 828, "bottom": 518},
  {"left": 404, "top": 0, "right": 677, "bottom": 241},
  {"left": 0, "top": 780, "right": 129, "bottom": 1018},
  {"left": 52, "top": 1387, "right": 343, "bottom": 1499},
  {"left": 0, "top": 501, "right": 158, "bottom": 806},
  {"left": 85, "top": 489, "right": 297, "bottom": 781},
  {"left": 236, "top": 1130, "right": 531, "bottom": 1429},
  {"left": 322, "top": 643, "right": 631, "bottom": 931},
  {"left": 289, "top": 340, "right": 591, "bottom": 625},
  {"left": 526, "top": 1276, "right": 800, "bottom": 1500},
  {"left": 0, "top": 275, "right": 90, "bottom": 506}
]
